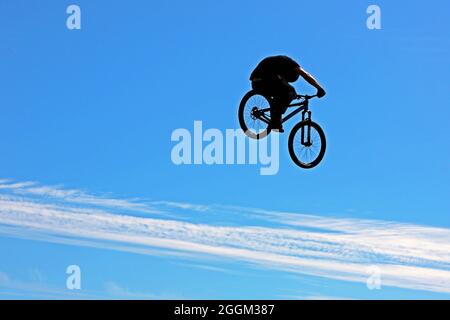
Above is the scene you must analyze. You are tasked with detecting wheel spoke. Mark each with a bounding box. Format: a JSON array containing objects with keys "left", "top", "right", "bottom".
[
  {"left": 292, "top": 124, "right": 324, "bottom": 165},
  {"left": 241, "top": 93, "right": 271, "bottom": 137}
]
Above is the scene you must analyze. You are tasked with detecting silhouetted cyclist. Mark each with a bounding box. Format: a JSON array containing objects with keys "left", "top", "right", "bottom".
[{"left": 250, "top": 55, "right": 326, "bottom": 132}]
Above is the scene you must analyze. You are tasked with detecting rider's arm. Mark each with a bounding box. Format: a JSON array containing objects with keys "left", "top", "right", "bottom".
[{"left": 297, "top": 66, "right": 326, "bottom": 98}]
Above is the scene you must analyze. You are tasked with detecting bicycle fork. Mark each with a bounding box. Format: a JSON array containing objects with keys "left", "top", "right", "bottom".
[{"left": 301, "top": 110, "right": 312, "bottom": 147}]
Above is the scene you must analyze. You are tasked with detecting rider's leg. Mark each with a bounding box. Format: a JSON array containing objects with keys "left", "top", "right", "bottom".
[
  {"left": 270, "top": 81, "right": 297, "bottom": 131},
  {"left": 269, "top": 106, "right": 283, "bottom": 131},
  {"left": 252, "top": 80, "right": 283, "bottom": 131},
  {"left": 280, "top": 82, "right": 297, "bottom": 113}
]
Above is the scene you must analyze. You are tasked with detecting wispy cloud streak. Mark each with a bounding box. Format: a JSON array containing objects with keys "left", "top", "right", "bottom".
[{"left": 0, "top": 179, "right": 449, "bottom": 294}]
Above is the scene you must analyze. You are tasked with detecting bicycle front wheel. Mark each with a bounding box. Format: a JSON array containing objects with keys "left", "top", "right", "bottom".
[{"left": 288, "top": 121, "right": 326, "bottom": 169}]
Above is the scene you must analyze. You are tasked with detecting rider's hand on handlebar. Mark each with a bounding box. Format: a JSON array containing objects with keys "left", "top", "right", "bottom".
[{"left": 317, "top": 87, "right": 326, "bottom": 98}]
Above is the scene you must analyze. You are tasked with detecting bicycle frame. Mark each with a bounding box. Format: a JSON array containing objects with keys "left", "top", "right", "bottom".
[
  {"left": 252, "top": 97, "right": 314, "bottom": 146},
  {"left": 253, "top": 97, "right": 311, "bottom": 125}
]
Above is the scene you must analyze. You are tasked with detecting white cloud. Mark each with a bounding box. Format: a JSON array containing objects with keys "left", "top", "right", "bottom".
[
  {"left": 0, "top": 269, "right": 98, "bottom": 299},
  {"left": 0, "top": 179, "right": 450, "bottom": 295},
  {"left": 0, "top": 181, "right": 36, "bottom": 190},
  {"left": 103, "top": 281, "right": 181, "bottom": 299},
  {"left": 150, "top": 201, "right": 210, "bottom": 212},
  {"left": 0, "top": 271, "right": 10, "bottom": 284}
]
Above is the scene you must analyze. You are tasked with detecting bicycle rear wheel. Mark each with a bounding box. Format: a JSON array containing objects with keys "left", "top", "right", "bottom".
[
  {"left": 238, "top": 90, "right": 271, "bottom": 139},
  {"left": 288, "top": 121, "right": 326, "bottom": 169}
]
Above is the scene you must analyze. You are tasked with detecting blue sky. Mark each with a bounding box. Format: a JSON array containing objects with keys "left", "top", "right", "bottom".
[{"left": 0, "top": 0, "right": 449, "bottom": 299}]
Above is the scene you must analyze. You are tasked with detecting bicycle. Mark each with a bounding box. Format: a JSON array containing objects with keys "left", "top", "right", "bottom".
[{"left": 238, "top": 90, "right": 326, "bottom": 169}]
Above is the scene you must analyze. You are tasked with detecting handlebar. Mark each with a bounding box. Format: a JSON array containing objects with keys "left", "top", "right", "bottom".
[{"left": 297, "top": 94, "right": 317, "bottom": 100}]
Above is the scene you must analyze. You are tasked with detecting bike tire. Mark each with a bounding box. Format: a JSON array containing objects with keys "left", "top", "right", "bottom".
[
  {"left": 288, "top": 121, "right": 326, "bottom": 169},
  {"left": 238, "top": 90, "right": 271, "bottom": 140}
]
